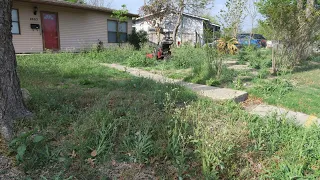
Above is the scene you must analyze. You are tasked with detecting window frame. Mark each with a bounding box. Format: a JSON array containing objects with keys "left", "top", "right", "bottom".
[
  {"left": 107, "top": 20, "right": 128, "bottom": 43},
  {"left": 11, "top": 8, "right": 21, "bottom": 35}
]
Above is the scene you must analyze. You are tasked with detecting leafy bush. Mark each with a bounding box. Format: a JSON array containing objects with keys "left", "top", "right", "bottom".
[
  {"left": 128, "top": 29, "right": 148, "bottom": 50},
  {"left": 257, "top": 68, "right": 270, "bottom": 79},
  {"left": 237, "top": 50, "right": 248, "bottom": 64},
  {"left": 243, "top": 49, "right": 272, "bottom": 69},
  {"left": 171, "top": 45, "right": 206, "bottom": 69},
  {"left": 127, "top": 52, "right": 156, "bottom": 67},
  {"left": 184, "top": 47, "right": 237, "bottom": 85},
  {"left": 206, "top": 78, "right": 221, "bottom": 86}
]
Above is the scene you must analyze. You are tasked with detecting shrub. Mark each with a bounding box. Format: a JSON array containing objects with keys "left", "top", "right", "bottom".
[
  {"left": 127, "top": 52, "right": 156, "bottom": 67},
  {"left": 171, "top": 45, "right": 206, "bottom": 69},
  {"left": 185, "top": 47, "right": 237, "bottom": 86},
  {"left": 237, "top": 50, "right": 248, "bottom": 64},
  {"left": 128, "top": 29, "right": 148, "bottom": 50},
  {"left": 246, "top": 49, "right": 272, "bottom": 69},
  {"left": 257, "top": 68, "right": 270, "bottom": 79}
]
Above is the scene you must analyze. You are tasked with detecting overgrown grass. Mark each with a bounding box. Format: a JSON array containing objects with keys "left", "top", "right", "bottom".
[
  {"left": 246, "top": 56, "right": 320, "bottom": 117},
  {"left": 237, "top": 47, "right": 272, "bottom": 69},
  {"left": 8, "top": 51, "right": 320, "bottom": 179},
  {"left": 105, "top": 45, "right": 238, "bottom": 86}
]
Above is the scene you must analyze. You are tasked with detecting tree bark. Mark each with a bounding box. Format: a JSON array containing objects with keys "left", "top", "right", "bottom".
[
  {"left": 173, "top": 2, "right": 184, "bottom": 46},
  {"left": 0, "top": 0, "right": 31, "bottom": 141},
  {"left": 306, "top": 0, "right": 315, "bottom": 18}
]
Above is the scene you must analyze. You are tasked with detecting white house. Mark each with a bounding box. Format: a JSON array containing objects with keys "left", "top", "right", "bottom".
[
  {"left": 12, "top": 0, "right": 138, "bottom": 53},
  {"left": 133, "top": 13, "right": 220, "bottom": 45}
]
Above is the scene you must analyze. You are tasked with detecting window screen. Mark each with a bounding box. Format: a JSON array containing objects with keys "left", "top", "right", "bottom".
[
  {"left": 108, "top": 20, "right": 128, "bottom": 43},
  {"left": 12, "top": 9, "right": 20, "bottom": 34}
]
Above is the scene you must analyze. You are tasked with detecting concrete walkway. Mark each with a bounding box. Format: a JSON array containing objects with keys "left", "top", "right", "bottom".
[
  {"left": 101, "top": 63, "right": 320, "bottom": 126},
  {"left": 101, "top": 63, "right": 248, "bottom": 103},
  {"left": 250, "top": 104, "right": 320, "bottom": 127}
]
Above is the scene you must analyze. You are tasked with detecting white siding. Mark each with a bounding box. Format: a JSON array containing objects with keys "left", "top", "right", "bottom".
[
  {"left": 12, "top": 1, "right": 133, "bottom": 53},
  {"left": 134, "top": 14, "right": 204, "bottom": 45}
]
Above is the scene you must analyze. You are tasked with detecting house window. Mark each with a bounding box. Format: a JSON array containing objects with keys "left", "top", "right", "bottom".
[
  {"left": 107, "top": 20, "right": 128, "bottom": 43},
  {"left": 11, "top": 9, "right": 20, "bottom": 34}
]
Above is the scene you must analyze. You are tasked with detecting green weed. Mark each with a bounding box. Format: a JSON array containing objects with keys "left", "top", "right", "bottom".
[{"left": 250, "top": 78, "right": 293, "bottom": 98}]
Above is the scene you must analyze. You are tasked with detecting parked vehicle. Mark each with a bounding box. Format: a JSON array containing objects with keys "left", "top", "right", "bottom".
[{"left": 236, "top": 33, "right": 267, "bottom": 48}]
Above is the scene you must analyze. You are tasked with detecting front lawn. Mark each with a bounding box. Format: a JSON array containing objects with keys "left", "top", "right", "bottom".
[{"left": 6, "top": 52, "right": 320, "bottom": 179}]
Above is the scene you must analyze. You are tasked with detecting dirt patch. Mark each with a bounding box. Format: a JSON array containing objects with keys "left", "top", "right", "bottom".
[
  {"left": 241, "top": 96, "right": 264, "bottom": 111},
  {"left": 0, "top": 137, "right": 23, "bottom": 180},
  {"left": 0, "top": 155, "right": 23, "bottom": 180},
  {"left": 99, "top": 161, "right": 157, "bottom": 180}
]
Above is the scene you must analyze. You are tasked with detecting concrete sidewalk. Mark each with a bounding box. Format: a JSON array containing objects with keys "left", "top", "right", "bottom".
[
  {"left": 101, "top": 63, "right": 248, "bottom": 103},
  {"left": 102, "top": 63, "right": 320, "bottom": 126},
  {"left": 250, "top": 104, "right": 320, "bottom": 127}
]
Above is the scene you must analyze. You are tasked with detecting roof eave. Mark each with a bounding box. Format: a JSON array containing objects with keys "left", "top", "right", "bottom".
[{"left": 15, "top": 0, "right": 139, "bottom": 17}]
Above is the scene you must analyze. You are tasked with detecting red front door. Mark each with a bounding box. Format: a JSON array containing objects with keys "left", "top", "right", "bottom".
[{"left": 41, "top": 12, "right": 59, "bottom": 50}]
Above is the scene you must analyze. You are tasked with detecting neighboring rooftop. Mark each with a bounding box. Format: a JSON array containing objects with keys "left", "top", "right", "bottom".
[
  {"left": 16, "top": 0, "right": 139, "bottom": 17},
  {"left": 135, "top": 12, "right": 220, "bottom": 27}
]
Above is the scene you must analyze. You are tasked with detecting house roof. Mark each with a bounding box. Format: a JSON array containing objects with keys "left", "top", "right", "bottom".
[
  {"left": 183, "top": 13, "right": 220, "bottom": 27},
  {"left": 16, "top": 0, "right": 139, "bottom": 17},
  {"left": 135, "top": 12, "right": 220, "bottom": 27}
]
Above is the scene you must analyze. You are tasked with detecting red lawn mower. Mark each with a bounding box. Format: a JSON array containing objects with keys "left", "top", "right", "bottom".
[{"left": 146, "top": 30, "right": 173, "bottom": 60}]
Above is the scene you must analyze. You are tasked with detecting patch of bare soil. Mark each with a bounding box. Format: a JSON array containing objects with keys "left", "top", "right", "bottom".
[
  {"left": 0, "top": 137, "right": 23, "bottom": 180},
  {"left": 241, "top": 96, "right": 264, "bottom": 111},
  {"left": 99, "top": 161, "right": 158, "bottom": 180},
  {"left": 0, "top": 155, "right": 23, "bottom": 180}
]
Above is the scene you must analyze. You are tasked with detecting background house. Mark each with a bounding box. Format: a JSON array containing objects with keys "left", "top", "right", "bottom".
[
  {"left": 12, "top": 0, "right": 138, "bottom": 53},
  {"left": 133, "top": 13, "right": 220, "bottom": 46}
]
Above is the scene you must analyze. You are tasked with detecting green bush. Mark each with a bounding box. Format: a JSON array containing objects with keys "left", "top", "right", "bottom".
[
  {"left": 237, "top": 50, "right": 248, "bottom": 64},
  {"left": 128, "top": 29, "right": 148, "bottom": 50},
  {"left": 257, "top": 68, "right": 270, "bottom": 79},
  {"left": 171, "top": 45, "right": 206, "bottom": 69},
  {"left": 185, "top": 48, "right": 236, "bottom": 86},
  {"left": 246, "top": 49, "right": 272, "bottom": 69},
  {"left": 127, "top": 52, "right": 156, "bottom": 67}
]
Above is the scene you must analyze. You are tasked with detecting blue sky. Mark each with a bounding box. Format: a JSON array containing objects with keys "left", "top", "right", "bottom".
[{"left": 110, "top": 0, "right": 258, "bottom": 31}]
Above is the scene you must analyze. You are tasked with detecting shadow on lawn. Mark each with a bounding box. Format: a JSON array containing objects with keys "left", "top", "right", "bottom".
[
  {"left": 15, "top": 61, "right": 201, "bottom": 179},
  {"left": 293, "top": 58, "right": 320, "bottom": 73}
]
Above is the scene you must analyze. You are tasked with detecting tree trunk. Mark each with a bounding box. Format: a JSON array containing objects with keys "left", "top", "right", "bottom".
[
  {"left": 173, "top": 5, "right": 184, "bottom": 46},
  {"left": 0, "top": 0, "right": 31, "bottom": 141},
  {"left": 271, "top": 44, "right": 276, "bottom": 75},
  {"left": 297, "top": 0, "right": 303, "bottom": 10},
  {"left": 306, "top": 0, "right": 315, "bottom": 18}
]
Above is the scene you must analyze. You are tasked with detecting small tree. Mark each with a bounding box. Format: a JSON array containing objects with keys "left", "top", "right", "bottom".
[
  {"left": 128, "top": 29, "right": 149, "bottom": 50},
  {"left": 219, "top": 0, "right": 248, "bottom": 38},
  {"left": 202, "top": 13, "right": 219, "bottom": 24},
  {"left": 245, "top": 0, "right": 258, "bottom": 46},
  {"left": 140, "top": 0, "right": 172, "bottom": 45},
  {"left": 112, "top": 5, "right": 129, "bottom": 47},
  {"left": 141, "top": 0, "right": 214, "bottom": 45},
  {"left": 258, "top": 0, "right": 320, "bottom": 73}
]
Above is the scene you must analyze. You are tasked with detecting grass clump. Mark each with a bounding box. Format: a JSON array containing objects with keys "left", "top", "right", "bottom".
[{"left": 250, "top": 78, "right": 293, "bottom": 98}]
